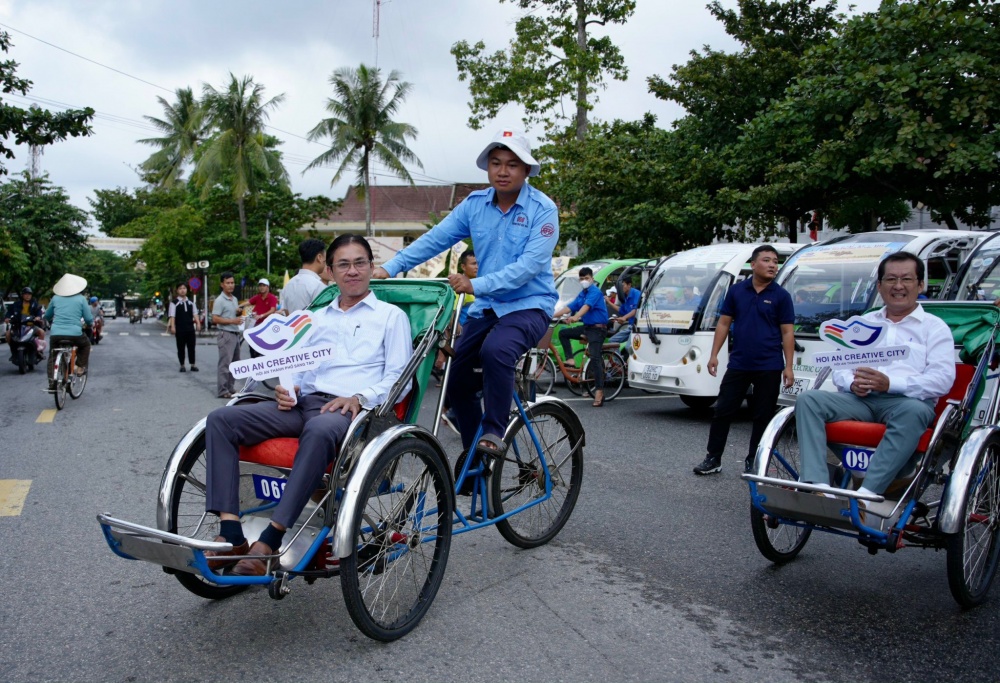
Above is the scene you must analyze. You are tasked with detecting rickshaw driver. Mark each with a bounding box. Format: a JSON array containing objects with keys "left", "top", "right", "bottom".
[
  {"left": 796, "top": 252, "right": 956, "bottom": 499},
  {"left": 202, "top": 235, "right": 413, "bottom": 576},
  {"left": 374, "top": 128, "right": 558, "bottom": 473}
]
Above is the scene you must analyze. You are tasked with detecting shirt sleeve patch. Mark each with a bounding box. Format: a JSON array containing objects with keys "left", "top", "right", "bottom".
[{"left": 540, "top": 223, "right": 555, "bottom": 237}]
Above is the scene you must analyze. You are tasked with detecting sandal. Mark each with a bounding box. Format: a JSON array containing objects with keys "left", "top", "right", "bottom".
[{"left": 592, "top": 390, "right": 605, "bottom": 407}]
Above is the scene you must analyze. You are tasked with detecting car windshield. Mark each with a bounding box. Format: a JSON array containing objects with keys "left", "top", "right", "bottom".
[
  {"left": 779, "top": 239, "right": 913, "bottom": 336},
  {"left": 956, "top": 236, "right": 1000, "bottom": 300},
  {"left": 640, "top": 245, "right": 749, "bottom": 332}
]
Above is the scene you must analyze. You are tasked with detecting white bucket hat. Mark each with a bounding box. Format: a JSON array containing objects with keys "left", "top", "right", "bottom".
[
  {"left": 475, "top": 128, "right": 541, "bottom": 177},
  {"left": 52, "top": 273, "right": 88, "bottom": 297},
  {"left": 258, "top": 278, "right": 270, "bottom": 286}
]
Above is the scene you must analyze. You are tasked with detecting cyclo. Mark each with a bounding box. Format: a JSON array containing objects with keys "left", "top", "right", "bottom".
[
  {"left": 744, "top": 301, "right": 1000, "bottom": 607},
  {"left": 98, "top": 279, "right": 584, "bottom": 641}
]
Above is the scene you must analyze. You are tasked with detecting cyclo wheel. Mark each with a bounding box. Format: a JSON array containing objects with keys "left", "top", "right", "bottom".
[
  {"left": 69, "top": 370, "right": 87, "bottom": 399},
  {"left": 341, "top": 437, "right": 453, "bottom": 642},
  {"left": 491, "top": 401, "right": 584, "bottom": 549},
  {"left": 585, "top": 350, "right": 626, "bottom": 401},
  {"left": 534, "top": 354, "right": 556, "bottom": 396},
  {"left": 946, "top": 431, "right": 1000, "bottom": 607},
  {"left": 53, "top": 354, "right": 67, "bottom": 411},
  {"left": 168, "top": 433, "right": 246, "bottom": 600},
  {"left": 750, "top": 413, "right": 811, "bottom": 563}
]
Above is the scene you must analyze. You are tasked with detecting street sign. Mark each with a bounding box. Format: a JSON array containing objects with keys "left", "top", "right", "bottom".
[
  {"left": 198, "top": 260, "right": 210, "bottom": 268},
  {"left": 185, "top": 262, "right": 197, "bottom": 270},
  {"left": 188, "top": 277, "right": 202, "bottom": 292}
]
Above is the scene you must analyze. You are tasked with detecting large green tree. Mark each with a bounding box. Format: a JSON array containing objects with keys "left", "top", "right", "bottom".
[
  {"left": 0, "top": 31, "right": 93, "bottom": 176},
  {"left": 89, "top": 185, "right": 186, "bottom": 236},
  {"left": 195, "top": 74, "right": 289, "bottom": 264},
  {"left": 452, "top": 0, "right": 635, "bottom": 139},
  {"left": 65, "top": 249, "right": 138, "bottom": 300},
  {"left": 306, "top": 64, "right": 422, "bottom": 237},
  {"left": 137, "top": 87, "right": 207, "bottom": 187},
  {"left": 0, "top": 173, "right": 89, "bottom": 296},
  {"left": 733, "top": 0, "right": 1000, "bottom": 231}
]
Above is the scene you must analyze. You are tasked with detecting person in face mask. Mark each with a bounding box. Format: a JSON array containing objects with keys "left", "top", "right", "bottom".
[{"left": 554, "top": 266, "right": 610, "bottom": 406}]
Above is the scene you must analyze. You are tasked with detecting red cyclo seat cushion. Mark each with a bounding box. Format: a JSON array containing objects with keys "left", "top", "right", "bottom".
[
  {"left": 823, "top": 363, "right": 976, "bottom": 453},
  {"left": 238, "top": 391, "right": 414, "bottom": 469}
]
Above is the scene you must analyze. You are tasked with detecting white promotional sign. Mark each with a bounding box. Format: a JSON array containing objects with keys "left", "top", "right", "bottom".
[
  {"left": 228, "top": 309, "right": 334, "bottom": 405},
  {"left": 808, "top": 316, "right": 909, "bottom": 369}
]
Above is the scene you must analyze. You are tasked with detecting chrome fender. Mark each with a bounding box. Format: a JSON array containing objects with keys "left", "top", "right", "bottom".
[
  {"left": 332, "top": 424, "right": 448, "bottom": 559},
  {"left": 938, "top": 425, "right": 1000, "bottom": 534},
  {"left": 156, "top": 417, "right": 208, "bottom": 532},
  {"left": 752, "top": 406, "right": 796, "bottom": 476}
]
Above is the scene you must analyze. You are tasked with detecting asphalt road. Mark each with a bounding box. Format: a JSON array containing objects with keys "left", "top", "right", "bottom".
[{"left": 1, "top": 315, "right": 998, "bottom": 682}]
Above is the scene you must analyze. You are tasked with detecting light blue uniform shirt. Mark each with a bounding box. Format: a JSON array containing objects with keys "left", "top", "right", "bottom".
[
  {"left": 382, "top": 182, "right": 559, "bottom": 318},
  {"left": 44, "top": 294, "right": 93, "bottom": 336}
]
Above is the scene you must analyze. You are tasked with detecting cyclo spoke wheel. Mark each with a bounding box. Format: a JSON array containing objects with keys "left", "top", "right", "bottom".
[
  {"left": 751, "top": 414, "right": 811, "bottom": 563},
  {"left": 947, "top": 432, "right": 1000, "bottom": 607},
  {"left": 168, "top": 433, "right": 245, "bottom": 600},
  {"left": 341, "top": 437, "right": 453, "bottom": 642},
  {"left": 491, "top": 402, "right": 583, "bottom": 549},
  {"left": 69, "top": 371, "right": 87, "bottom": 399},
  {"left": 585, "top": 351, "right": 626, "bottom": 401}
]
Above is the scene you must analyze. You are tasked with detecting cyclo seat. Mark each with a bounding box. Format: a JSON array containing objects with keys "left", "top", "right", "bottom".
[
  {"left": 824, "top": 363, "right": 976, "bottom": 453},
  {"left": 236, "top": 279, "right": 453, "bottom": 471}
]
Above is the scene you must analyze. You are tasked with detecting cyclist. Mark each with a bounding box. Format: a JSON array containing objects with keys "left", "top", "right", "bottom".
[
  {"left": 44, "top": 274, "right": 93, "bottom": 390},
  {"left": 374, "top": 128, "right": 559, "bottom": 474}
]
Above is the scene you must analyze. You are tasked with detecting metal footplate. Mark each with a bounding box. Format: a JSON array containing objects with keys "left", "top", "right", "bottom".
[
  {"left": 98, "top": 513, "right": 228, "bottom": 574},
  {"left": 741, "top": 475, "right": 897, "bottom": 531}
]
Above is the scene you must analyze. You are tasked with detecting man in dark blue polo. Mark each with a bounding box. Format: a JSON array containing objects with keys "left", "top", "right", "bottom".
[{"left": 693, "top": 245, "right": 795, "bottom": 475}]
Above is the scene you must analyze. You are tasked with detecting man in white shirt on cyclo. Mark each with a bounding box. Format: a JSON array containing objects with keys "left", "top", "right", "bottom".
[
  {"left": 201, "top": 234, "right": 412, "bottom": 577},
  {"left": 796, "top": 252, "right": 955, "bottom": 501}
]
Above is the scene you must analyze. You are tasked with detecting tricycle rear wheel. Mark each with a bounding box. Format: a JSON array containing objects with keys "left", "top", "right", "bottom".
[
  {"left": 946, "top": 431, "right": 1000, "bottom": 607},
  {"left": 340, "top": 437, "right": 453, "bottom": 642},
  {"left": 751, "top": 413, "right": 811, "bottom": 563}
]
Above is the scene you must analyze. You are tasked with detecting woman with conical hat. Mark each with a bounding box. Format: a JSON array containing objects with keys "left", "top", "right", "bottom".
[{"left": 43, "top": 273, "right": 94, "bottom": 390}]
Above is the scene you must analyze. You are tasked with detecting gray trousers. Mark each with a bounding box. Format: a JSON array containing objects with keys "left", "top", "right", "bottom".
[
  {"left": 215, "top": 330, "right": 241, "bottom": 396},
  {"left": 796, "top": 390, "right": 936, "bottom": 494},
  {"left": 204, "top": 394, "right": 352, "bottom": 529}
]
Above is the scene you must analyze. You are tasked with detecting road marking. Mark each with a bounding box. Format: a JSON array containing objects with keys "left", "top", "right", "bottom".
[
  {"left": 139, "top": 333, "right": 150, "bottom": 336},
  {"left": 36, "top": 409, "right": 57, "bottom": 423},
  {"left": 558, "top": 394, "right": 679, "bottom": 402},
  {"left": 161, "top": 333, "right": 170, "bottom": 336},
  {"left": 0, "top": 480, "right": 31, "bottom": 516},
  {"left": 119, "top": 332, "right": 129, "bottom": 336}
]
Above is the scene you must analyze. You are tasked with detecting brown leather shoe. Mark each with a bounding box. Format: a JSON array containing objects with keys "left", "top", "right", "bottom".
[
  {"left": 203, "top": 536, "right": 250, "bottom": 570},
  {"left": 231, "top": 541, "right": 274, "bottom": 577}
]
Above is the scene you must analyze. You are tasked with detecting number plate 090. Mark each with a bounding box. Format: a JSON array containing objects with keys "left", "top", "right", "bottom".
[{"left": 253, "top": 474, "right": 288, "bottom": 502}]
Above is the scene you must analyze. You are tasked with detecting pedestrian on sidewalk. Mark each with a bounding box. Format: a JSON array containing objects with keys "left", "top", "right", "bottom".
[
  {"left": 279, "top": 238, "right": 328, "bottom": 315},
  {"left": 211, "top": 272, "right": 244, "bottom": 398},
  {"left": 693, "top": 245, "right": 795, "bottom": 475},
  {"left": 168, "top": 283, "right": 200, "bottom": 373}
]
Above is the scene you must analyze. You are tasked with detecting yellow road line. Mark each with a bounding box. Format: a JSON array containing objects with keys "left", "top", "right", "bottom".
[
  {"left": 0, "top": 480, "right": 31, "bottom": 516},
  {"left": 36, "top": 409, "right": 57, "bottom": 423}
]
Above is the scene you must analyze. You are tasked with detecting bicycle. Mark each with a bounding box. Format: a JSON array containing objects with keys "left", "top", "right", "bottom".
[
  {"left": 51, "top": 341, "right": 87, "bottom": 410},
  {"left": 520, "top": 319, "right": 626, "bottom": 401}
]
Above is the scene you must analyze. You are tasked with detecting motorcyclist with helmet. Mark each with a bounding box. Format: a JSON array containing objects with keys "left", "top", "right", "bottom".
[
  {"left": 5, "top": 287, "right": 45, "bottom": 362},
  {"left": 88, "top": 296, "right": 104, "bottom": 344}
]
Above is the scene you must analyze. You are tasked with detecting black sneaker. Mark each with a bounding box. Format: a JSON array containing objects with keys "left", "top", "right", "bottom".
[
  {"left": 693, "top": 456, "right": 722, "bottom": 475},
  {"left": 190, "top": 365, "right": 199, "bottom": 372},
  {"left": 744, "top": 457, "right": 754, "bottom": 473},
  {"left": 179, "top": 366, "right": 186, "bottom": 372}
]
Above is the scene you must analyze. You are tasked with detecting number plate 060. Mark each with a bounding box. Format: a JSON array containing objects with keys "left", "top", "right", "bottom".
[{"left": 253, "top": 474, "right": 288, "bottom": 502}]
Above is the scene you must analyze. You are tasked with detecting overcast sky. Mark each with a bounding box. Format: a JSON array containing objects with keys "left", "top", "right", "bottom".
[{"left": 0, "top": 0, "right": 882, "bottom": 226}]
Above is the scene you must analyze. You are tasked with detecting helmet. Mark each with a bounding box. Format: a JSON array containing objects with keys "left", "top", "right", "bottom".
[
  {"left": 90, "top": 296, "right": 99, "bottom": 303},
  {"left": 21, "top": 286, "right": 32, "bottom": 295}
]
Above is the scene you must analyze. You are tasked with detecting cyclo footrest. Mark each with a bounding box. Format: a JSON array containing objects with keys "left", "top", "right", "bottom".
[{"left": 98, "top": 512, "right": 230, "bottom": 575}]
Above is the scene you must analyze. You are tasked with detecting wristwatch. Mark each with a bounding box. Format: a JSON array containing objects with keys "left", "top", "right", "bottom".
[{"left": 352, "top": 393, "right": 366, "bottom": 408}]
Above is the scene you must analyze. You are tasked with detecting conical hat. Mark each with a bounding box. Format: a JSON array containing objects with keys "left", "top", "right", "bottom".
[{"left": 52, "top": 273, "right": 88, "bottom": 297}]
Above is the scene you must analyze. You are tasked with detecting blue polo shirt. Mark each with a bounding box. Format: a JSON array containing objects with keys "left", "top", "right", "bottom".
[
  {"left": 617, "top": 287, "right": 640, "bottom": 327},
  {"left": 382, "top": 182, "right": 559, "bottom": 318},
  {"left": 720, "top": 278, "right": 794, "bottom": 371},
  {"left": 567, "top": 286, "right": 608, "bottom": 325}
]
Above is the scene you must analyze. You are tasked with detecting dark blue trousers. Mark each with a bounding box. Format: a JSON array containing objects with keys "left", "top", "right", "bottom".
[{"left": 446, "top": 308, "right": 549, "bottom": 449}]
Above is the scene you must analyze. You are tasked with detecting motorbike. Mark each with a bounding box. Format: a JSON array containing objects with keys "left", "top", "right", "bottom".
[
  {"left": 8, "top": 318, "right": 42, "bottom": 375},
  {"left": 89, "top": 317, "right": 103, "bottom": 345}
]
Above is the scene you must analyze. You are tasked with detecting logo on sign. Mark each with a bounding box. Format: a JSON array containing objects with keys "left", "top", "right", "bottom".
[
  {"left": 502, "top": 130, "right": 513, "bottom": 137},
  {"left": 246, "top": 312, "right": 313, "bottom": 354},
  {"left": 821, "top": 317, "right": 885, "bottom": 349},
  {"left": 515, "top": 214, "right": 527, "bottom": 225}
]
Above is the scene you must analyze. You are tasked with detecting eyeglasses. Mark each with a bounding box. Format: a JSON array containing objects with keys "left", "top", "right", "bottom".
[
  {"left": 880, "top": 276, "right": 919, "bottom": 286},
  {"left": 332, "top": 258, "right": 372, "bottom": 273}
]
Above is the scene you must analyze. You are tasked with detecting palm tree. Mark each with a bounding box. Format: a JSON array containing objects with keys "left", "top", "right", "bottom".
[
  {"left": 137, "top": 87, "right": 206, "bottom": 187},
  {"left": 306, "top": 64, "right": 422, "bottom": 236},
  {"left": 195, "top": 73, "right": 289, "bottom": 264}
]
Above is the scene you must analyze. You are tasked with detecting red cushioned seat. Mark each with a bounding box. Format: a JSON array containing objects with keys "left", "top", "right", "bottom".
[
  {"left": 824, "top": 363, "right": 975, "bottom": 453},
  {"left": 238, "top": 390, "right": 414, "bottom": 469}
]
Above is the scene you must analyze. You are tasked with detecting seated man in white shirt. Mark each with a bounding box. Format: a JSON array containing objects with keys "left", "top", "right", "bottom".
[
  {"left": 202, "top": 234, "right": 412, "bottom": 576},
  {"left": 796, "top": 252, "right": 955, "bottom": 499},
  {"left": 279, "top": 238, "right": 329, "bottom": 314}
]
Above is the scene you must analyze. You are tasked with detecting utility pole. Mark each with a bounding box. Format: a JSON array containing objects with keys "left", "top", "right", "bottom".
[{"left": 265, "top": 212, "right": 272, "bottom": 276}]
